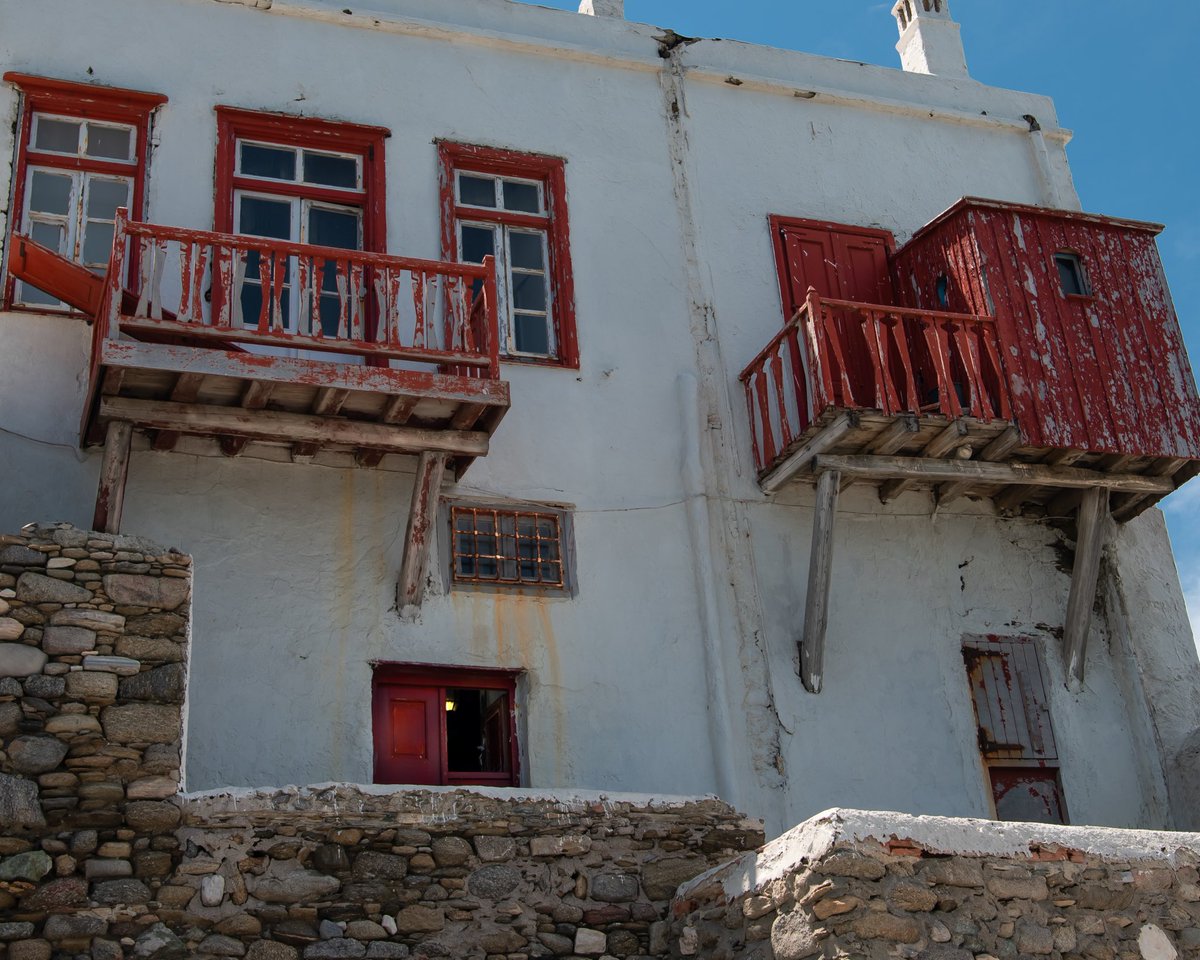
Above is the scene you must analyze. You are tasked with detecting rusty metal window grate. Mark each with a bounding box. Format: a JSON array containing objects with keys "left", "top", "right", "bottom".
[{"left": 451, "top": 506, "right": 564, "bottom": 587}]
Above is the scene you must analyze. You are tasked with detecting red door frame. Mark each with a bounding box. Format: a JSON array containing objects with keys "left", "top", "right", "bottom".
[
  {"left": 768, "top": 214, "right": 897, "bottom": 320},
  {"left": 372, "top": 663, "right": 522, "bottom": 787}
]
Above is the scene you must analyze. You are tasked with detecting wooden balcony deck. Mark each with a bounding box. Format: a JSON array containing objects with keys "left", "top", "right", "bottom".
[{"left": 740, "top": 290, "right": 1195, "bottom": 522}]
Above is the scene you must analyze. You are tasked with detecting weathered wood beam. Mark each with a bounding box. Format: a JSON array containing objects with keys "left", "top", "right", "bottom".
[
  {"left": 815, "top": 454, "right": 1174, "bottom": 494},
  {"left": 100, "top": 368, "right": 126, "bottom": 397},
  {"left": 937, "top": 425, "right": 1023, "bottom": 506},
  {"left": 761, "top": 413, "right": 857, "bottom": 495},
  {"left": 357, "top": 396, "right": 422, "bottom": 467},
  {"left": 99, "top": 397, "right": 490, "bottom": 457},
  {"left": 242, "top": 381, "right": 275, "bottom": 410},
  {"left": 293, "top": 388, "right": 351, "bottom": 460},
  {"left": 397, "top": 451, "right": 449, "bottom": 617},
  {"left": 1111, "top": 458, "right": 1190, "bottom": 523},
  {"left": 861, "top": 415, "right": 920, "bottom": 456},
  {"left": 799, "top": 468, "right": 841, "bottom": 694},
  {"left": 98, "top": 338, "right": 511, "bottom": 410},
  {"left": 880, "top": 420, "right": 968, "bottom": 503},
  {"left": 995, "top": 448, "right": 1085, "bottom": 513},
  {"left": 450, "top": 403, "right": 486, "bottom": 431},
  {"left": 154, "top": 371, "right": 208, "bottom": 452},
  {"left": 93, "top": 420, "right": 133, "bottom": 535},
  {"left": 1063, "top": 487, "right": 1109, "bottom": 692}
]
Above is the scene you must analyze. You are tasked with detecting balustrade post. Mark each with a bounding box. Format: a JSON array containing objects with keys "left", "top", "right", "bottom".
[{"left": 482, "top": 256, "right": 500, "bottom": 379}]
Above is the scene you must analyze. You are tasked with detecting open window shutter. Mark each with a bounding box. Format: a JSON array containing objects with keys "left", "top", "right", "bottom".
[{"left": 373, "top": 683, "right": 443, "bottom": 785}]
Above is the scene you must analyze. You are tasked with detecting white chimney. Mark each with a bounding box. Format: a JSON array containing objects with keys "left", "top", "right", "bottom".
[
  {"left": 579, "top": 0, "right": 623, "bottom": 17},
  {"left": 892, "top": 0, "right": 969, "bottom": 79}
]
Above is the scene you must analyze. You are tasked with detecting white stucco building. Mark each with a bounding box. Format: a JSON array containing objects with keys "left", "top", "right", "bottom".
[{"left": 1, "top": 0, "right": 1198, "bottom": 839}]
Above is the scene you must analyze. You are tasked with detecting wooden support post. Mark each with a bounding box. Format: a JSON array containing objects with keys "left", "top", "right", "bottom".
[
  {"left": 800, "top": 468, "right": 841, "bottom": 694},
  {"left": 93, "top": 420, "right": 133, "bottom": 535},
  {"left": 1063, "top": 486, "right": 1109, "bottom": 692},
  {"left": 396, "top": 451, "right": 450, "bottom": 618}
]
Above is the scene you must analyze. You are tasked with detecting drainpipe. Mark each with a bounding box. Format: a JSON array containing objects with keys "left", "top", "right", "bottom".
[{"left": 1023, "top": 114, "right": 1071, "bottom": 210}]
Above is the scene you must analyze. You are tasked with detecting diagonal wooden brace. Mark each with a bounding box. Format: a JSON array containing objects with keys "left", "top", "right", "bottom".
[{"left": 397, "top": 451, "right": 450, "bottom": 618}]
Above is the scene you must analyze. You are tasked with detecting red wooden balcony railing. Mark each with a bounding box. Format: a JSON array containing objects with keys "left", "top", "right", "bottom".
[
  {"left": 96, "top": 209, "right": 500, "bottom": 378},
  {"left": 740, "top": 289, "right": 1013, "bottom": 475}
]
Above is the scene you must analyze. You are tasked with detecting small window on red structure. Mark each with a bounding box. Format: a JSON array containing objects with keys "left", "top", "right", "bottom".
[
  {"left": 214, "top": 107, "right": 388, "bottom": 338},
  {"left": 438, "top": 142, "right": 577, "bottom": 367},
  {"left": 962, "top": 636, "right": 1068, "bottom": 825},
  {"left": 372, "top": 665, "right": 520, "bottom": 787},
  {"left": 1054, "top": 252, "right": 1090, "bottom": 298},
  {"left": 2, "top": 74, "right": 166, "bottom": 311}
]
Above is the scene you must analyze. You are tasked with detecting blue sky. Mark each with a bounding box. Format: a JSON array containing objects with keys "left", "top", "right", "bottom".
[{"left": 529, "top": 0, "right": 1200, "bottom": 643}]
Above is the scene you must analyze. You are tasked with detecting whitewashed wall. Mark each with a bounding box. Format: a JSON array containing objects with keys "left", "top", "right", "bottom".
[{"left": 0, "top": 0, "right": 1194, "bottom": 836}]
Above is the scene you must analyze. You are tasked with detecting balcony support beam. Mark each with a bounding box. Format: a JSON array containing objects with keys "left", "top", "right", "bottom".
[
  {"left": 880, "top": 419, "right": 969, "bottom": 503},
  {"left": 98, "top": 397, "right": 490, "bottom": 458},
  {"left": 936, "top": 425, "right": 1023, "bottom": 506},
  {"left": 799, "top": 468, "right": 841, "bottom": 694},
  {"left": 397, "top": 451, "right": 449, "bottom": 619},
  {"left": 761, "top": 413, "right": 857, "bottom": 495},
  {"left": 1063, "top": 487, "right": 1109, "bottom": 692},
  {"left": 93, "top": 420, "right": 133, "bottom": 535},
  {"left": 820, "top": 454, "right": 1172, "bottom": 495}
]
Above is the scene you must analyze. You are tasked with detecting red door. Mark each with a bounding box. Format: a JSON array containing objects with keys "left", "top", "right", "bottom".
[
  {"left": 373, "top": 683, "right": 441, "bottom": 785},
  {"left": 772, "top": 217, "right": 894, "bottom": 318}
]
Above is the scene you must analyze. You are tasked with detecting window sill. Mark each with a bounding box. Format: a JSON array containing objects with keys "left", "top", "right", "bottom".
[{"left": 500, "top": 354, "right": 580, "bottom": 370}]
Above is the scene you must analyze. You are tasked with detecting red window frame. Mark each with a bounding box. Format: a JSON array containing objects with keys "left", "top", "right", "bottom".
[
  {"left": 2, "top": 73, "right": 167, "bottom": 312},
  {"left": 214, "top": 107, "right": 389, "bottom": 354},
  {"left": 438, "top": 141, "right": 578, "bottom": 369},
  {"left": 372, "top": 664, "right": 521, "bottom": 788}
]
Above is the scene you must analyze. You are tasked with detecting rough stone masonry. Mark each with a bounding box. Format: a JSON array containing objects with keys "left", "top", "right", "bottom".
[{"left": 0, "top": 522, "right": 765, "bottom": 959}]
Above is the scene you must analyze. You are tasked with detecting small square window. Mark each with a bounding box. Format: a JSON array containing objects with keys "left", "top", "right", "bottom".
[
  {"left": 1054, "top": 253, "right": 1089, "bottom": 298},
  {"left": 451, "top": 505, "right": 565, "bottom": 588}
]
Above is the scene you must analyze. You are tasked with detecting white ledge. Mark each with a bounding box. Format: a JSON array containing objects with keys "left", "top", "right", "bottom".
[{"left": 678, "top": 808, "right": 1200, "bottom": 902}]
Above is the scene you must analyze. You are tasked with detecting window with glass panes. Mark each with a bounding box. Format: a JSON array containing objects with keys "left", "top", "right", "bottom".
[
  {"left": 439, "top": 143, "right": 577, "bottom": 367},
  {"left": 3, "top": 74, "right": 165, "bottom": 310},
  {"left": 214, "top": 108, "right": 388, "bottom": 337},
  {"left": 451, "top": 506, "right": 565, "bottom": 588}
]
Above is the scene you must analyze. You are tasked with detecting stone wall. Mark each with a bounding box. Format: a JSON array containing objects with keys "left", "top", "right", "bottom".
[
  {"left": 669, "top": 809, "right": 1200, "bottom": 960},
  {"left": 0, "top": 523, "right": 763, "bottom": 959}
]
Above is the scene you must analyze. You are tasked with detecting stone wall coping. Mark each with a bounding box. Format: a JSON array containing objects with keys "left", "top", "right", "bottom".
[
  {"left": 180, "top": 780, "right": 750, "bottom": 814},
  {"left": 677, "top": 807, "right": 1200, "bottom": 902}
]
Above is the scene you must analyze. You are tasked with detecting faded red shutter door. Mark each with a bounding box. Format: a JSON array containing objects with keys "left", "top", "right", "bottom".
[
  {"left": 831, "top": 233, "right": 893, "bottom": 306},
  {"left": 778, "top": 225, "right": 842, "bottom": 317},
  {"left": 373, "top": 683, "right": 442, "bottom": 785}
]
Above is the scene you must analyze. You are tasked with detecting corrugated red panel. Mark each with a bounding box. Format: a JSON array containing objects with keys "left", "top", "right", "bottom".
[{"left": 893, "top": 199, "right": 1200, "bottom": 460}]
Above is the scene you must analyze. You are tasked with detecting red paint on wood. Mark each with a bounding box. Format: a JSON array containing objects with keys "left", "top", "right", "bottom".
[
  {"left": 3, "top": 73, "right": 166, "bottom": 310},
  {"left": 893, "top": 198, "right": 1200, "bottom": 461}
]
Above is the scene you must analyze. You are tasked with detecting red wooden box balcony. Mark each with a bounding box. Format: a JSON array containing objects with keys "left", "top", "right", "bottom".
[{"left": 742, "top": 200, "right": 1200, "bottom": 524}]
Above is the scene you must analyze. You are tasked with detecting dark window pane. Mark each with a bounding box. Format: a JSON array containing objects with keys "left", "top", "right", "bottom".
[
  {"left": 502, "top": 180, "right": 541, "bottom": 213},
  {"left": 82, "top": 222, "right": 115, "bottom": 267},
  {"left": 460, "top": 225, "right": 495, "bottom": 264},
  {"left": 86, "top": 178, "right": 130, "bottom": 219},
  {"left": 318, "top": 294, "right": 343, "bottom": 337},
  {"left": 308, "top": 206, "right": 361, "bottom": 250},
  {"left": 514, "top": 313, "right": 550, "bottom": 355},
  {"left": 239, "top": 196, "right": 293, "bottom": 240},
  {"left": 29, "top": 171, "right": 73, "bottom": 216},
  {"left": 240, "top": 143, "right": 297, "bottom": 181},
  {"left": 34, "top": 118, "right": 80, "bottom": 154},
  {"left": 87, "top": 124, "right": 133, "bottom": 161},
  {"left": 1055, "top": 254, "right": 1086, "bottom": 297},
  {"left": 304, "top": 151, "right": 358, "bottom": 189},
  {"left": 30, "top": 221, "right": 66, "bottom": 254},
  {"left": 509, "top": 231, "right": 544, "bottom": 270},
  {"left": 536, "top": 518, "right": 556, "bottom": 538},
  {"left": 446, "top": 689, "right": 510, "bottom": 774},
  {"left": 240, "top": 283, "right": 263, "bottom": 327},
  {"left": 512, "top": 273, "right": 547, "bottom": 312},
  {"left": 475, "top": 514, "right": 495, "bottom": 535},
  {"left": 458, "top": 174, "right": 496, "bottom": 208}
]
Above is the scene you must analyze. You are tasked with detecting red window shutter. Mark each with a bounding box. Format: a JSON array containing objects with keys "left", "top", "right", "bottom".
[{"left": 373, "top": 683, "right": 442, "bottom": 785}]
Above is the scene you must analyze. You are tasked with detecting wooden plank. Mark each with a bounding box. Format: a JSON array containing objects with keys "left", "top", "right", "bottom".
[
  {"left": 98, "top": 397, "right": 490, "bottom": 457},
  {"left": 99, "top": 338, "right": 510, "bottom": 409},
  {"left": 995, "top": 448, "right": 1086, "bottom": 513},
  {"left": 861, "top": 414, "right": 919, "bottom": 456},
  {"left": 761, "top": 413, "right": 856, "bottom": 494},
  {"left": 397, "top": 452, "right": 449, "bottom": 616},
  {"left": 937, "top": 425, "right": 1023, "bottom": 506},
  {"left": 170, "top": 372, "right": 206, "bottom": 403},
  {"left": 1063, "top": 487, "right": 1109, "bottom": 692},
  {"left": 799, "top": 468, "right": 841, "bottom": 695},
  {"left": 880, "top": 420, "right": 969, "bottom": 503},
  {"left": 242, "top": 381, "right": 275, "bottom": 410},
  {"left": 1111, "top": 458, "right": 1190, "bottom": 523},
  {"left": 100, "top": 368, "right": 126, "bottom": 397},
  {"left": 815, "top": 454, "right": 1174, "bottom": 494},
  {"left": 357, "top": 396, "right": 422, "bottom": 467},
  {"left": 93, "top": 420, "right": 133, "bottom": 535},
  {"left": 293, "top": 388, "right": 351, "bottom": 460},
  {"left": 450, "top": 403, "right": 486, "bottom": 431}
]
